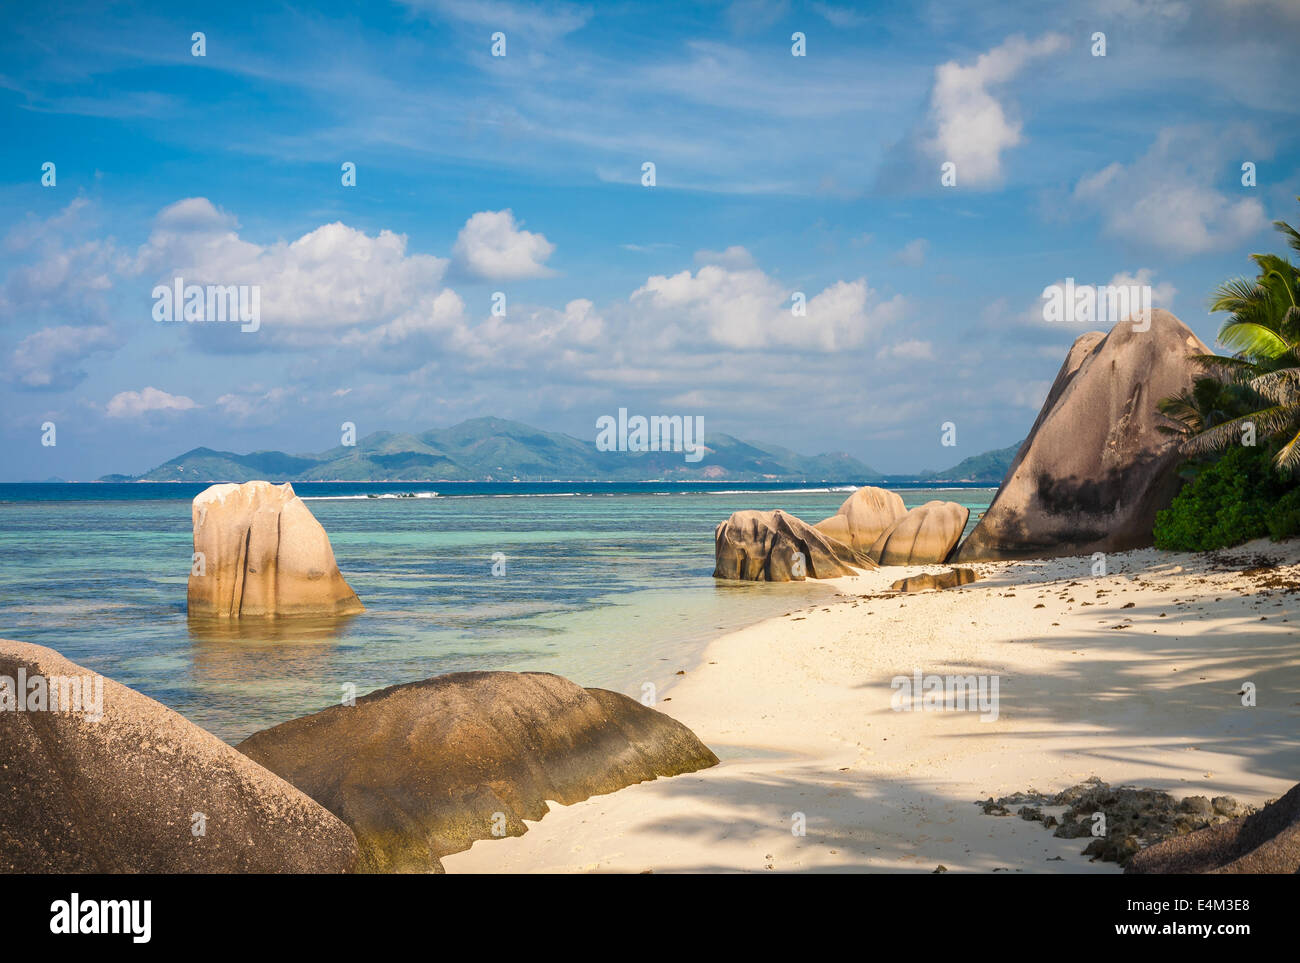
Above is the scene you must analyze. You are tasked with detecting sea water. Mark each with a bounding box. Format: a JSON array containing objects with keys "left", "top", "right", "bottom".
[{"left": 0, "top": 482, "right": 993, "bottom": 743}]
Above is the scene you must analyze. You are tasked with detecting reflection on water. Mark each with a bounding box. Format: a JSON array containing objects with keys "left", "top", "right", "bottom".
[{"left": 186, "top": 612, "right": 360, "bottom": 646}]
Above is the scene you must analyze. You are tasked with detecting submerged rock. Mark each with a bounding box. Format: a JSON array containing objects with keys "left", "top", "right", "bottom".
[
  {"left": 714, "top": 508, "right": 873, "bottom": 581},
  {"left": 237, "top": 670, "right": 720, "bottom": 873},
  {"left": 0, "top": 639, "right": 357, "bottom": 873},
  {"left": 956, "top": 310, "right": 1208, "bottom": 561},
  {"left": 890, "top": 568, "right": 980, "bottom": 593},
  {"left": 188, "top": 480, "right": 364, "bottom": 618},
  {"left": 814, "top": 487, "right": 907, "bottom": 556},
  {"left": 1127, "top": 782, "right": 1300, "bottom": 874},
  {"left": 869, "top": 500, "right": 969, "bottom": 565}
]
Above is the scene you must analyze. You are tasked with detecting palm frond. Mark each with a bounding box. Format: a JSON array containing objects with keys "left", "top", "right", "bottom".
[{"left": 1219, "top": 321, "right": 1291, "bottom": 360}]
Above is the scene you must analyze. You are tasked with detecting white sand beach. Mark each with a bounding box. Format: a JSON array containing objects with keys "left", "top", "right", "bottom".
[{"left": 444, "top": 539, "right": 1300, "bottom": 873}]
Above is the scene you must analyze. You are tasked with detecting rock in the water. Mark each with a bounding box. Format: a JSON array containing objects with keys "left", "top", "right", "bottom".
[
  {"left": 0, "top": 638, "right": 357, "bottom": 873},
  {"left": 814, "top": 486, "right": 907, "bottom": 555},
  {"left": 1126, "top": 782, "right": 1300, "bottom": 874},
  {"left": 869, "top": 501, "right": 969, "bottom": 565},
  {"left": 714, "top": 508, "right": 873, "bottom": 581},
  {"left": 890, "top": 568, "right": 980, "bottom": 592},
  {"left": 238, "top": 670, "right": 720, "bottom": 873},
  {"left": 188, "top": 480, "right": 364, "bottom": 617},
  {"left": 956, "top": 310, "right": 1208, "bottom": 561}
]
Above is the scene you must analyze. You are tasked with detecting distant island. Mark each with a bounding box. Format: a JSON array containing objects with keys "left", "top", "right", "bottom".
[{"left": 98, "top": 416, "right": 1021, "bottom": 484}]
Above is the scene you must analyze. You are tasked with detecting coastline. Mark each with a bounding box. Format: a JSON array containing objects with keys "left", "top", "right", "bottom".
[{"left": 443, "top": 538, "right": 1300, "bottom": 873}]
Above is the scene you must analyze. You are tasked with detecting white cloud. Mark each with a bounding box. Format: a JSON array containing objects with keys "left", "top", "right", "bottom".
[
  {"left": 1072, "top": 128, "right": 1267, "bottom": 254},
  {"left": 448, "top": 297, "right": 605, "bottom": 365},
  {"left": 924, "top": 33, "right": 1068, "bottom": 187},
  {"left": 694, "top": 245, "right": 756, "bottom": 269},
  {"left": 452, "top": 209, "right": 555, "bottom": 280},
  {"left": 215, "top": 386, "right": 295, "bottom": 419},
  {"left": 877, "top": 338, "right": 935, "bottom": 361},
  {"left": 358, "top": 288, "right": 468, "bottom": 348},
  {"left": 630, "top": 262, "right": 904, "bottom": 352},
  {"left": 132, "top": 197, "right": 450, "bottom": 344},
  {"left": 106, "top": 386, "right": 199, "bottom": 418},
  {"left": 8, "top": 324, "right": 118, "bottom": 390},
  {"left": 1, "top": 199, "right": 123, "bottom": 327},
  {"left": 1025, "top": 268, "right": 1177, "bottom": 328},
  {"left": 893, "top": 238, "right": 928, "bottom": 267},
  {"left": 1107, "top": 268, "right": 1176, "bottom": 307}
]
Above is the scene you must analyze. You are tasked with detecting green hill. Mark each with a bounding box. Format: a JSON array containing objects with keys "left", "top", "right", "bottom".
[
  {"left": 920, "top": 441, "right": 1023, "bottom": 484},
  {"left": 108, "top": 417, "right": 887, "bottom": 483}
]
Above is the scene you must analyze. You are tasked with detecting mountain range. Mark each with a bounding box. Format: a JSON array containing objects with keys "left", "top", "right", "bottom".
[{"left": 98, "top": 417, "right": 1021, "bottom": 484}]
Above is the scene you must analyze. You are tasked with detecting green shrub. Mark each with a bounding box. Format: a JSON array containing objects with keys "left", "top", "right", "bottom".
[
  {"left": 1153, "top": 446, "right": 1299, "bottom": 551},
  {"left": 1266, "top": 487, "right": 1300, "bottom": 541}
]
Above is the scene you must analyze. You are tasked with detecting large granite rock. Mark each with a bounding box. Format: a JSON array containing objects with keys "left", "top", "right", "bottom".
[
  {"left": 814, "top": 487, "right": 908, "bottom": 555},
  {"left": 868, "top": 500, "right": 969, "bottom": 565},
  {"left": 0, "top": 639, "right": 357, "bottom": 873},
  {"left": 188, "top": 480, "right": 364, "bottom": 617},
  {"left": 714, "top": 508, "right": 874, "bottom": 581},
  {"left": 1126, "top": 781, "right": 1300, "bottom": 874},
  {"left": 956, "top": 310, "right": 1208, "bottom": 561},
  {"left": 238, "top": 671, "right": 719, "bottom": 873}
]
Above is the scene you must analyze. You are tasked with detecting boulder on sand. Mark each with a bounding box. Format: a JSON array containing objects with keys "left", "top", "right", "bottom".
[
  {"left": 890, "top": 568, "right": 980, "bottom": 593},
  {"left": 868, "top": 501, "right": 969, "bottom": 565},
  {"left": 956, "top": 310, "right": 1209, "bottom": 561},
  {"left": 814, "top": 487, "right": 908, "bottom": 555},
  {"left": 237, "top": 671, "right": 720, "bottom": 873},
  {"left": 188, "top": 480, "right": 364, "bottom": 618},
  {"left": 714, "top": 508, "right": 874, "bottom": 581},
  {"left": 1126, "top": 781, "right": 1300, "bottom": 874},
  {"left": 0, "top": 638, "right": 357, "bottom": 873}
]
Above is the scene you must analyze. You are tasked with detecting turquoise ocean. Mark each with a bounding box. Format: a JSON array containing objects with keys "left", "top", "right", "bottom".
[{"left": 0, "top": 482, "right": 994, "bottom": 743}]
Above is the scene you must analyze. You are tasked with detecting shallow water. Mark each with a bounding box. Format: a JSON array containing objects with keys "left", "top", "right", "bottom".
[{"left": 0, "top": 484, "right": 993, "bottom": 743}]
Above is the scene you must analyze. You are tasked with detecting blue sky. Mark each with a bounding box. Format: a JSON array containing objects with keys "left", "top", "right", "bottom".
[{"left": 2, "top": 0, "right": 1299, "bottom": 480}]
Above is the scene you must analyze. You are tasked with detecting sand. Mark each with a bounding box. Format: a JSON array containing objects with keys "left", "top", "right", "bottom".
[{"left": 443, "top": 538, "right": 1300, "bottom": 873}]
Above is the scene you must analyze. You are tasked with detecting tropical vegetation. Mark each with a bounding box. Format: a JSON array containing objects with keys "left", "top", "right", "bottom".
[{"left": 1154, "top": 200, "right": 1300, "bottom": 550}]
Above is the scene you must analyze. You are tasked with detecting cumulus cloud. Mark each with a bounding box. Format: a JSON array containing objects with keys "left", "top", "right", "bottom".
[
  {"left": 106, "top": 386, "right": 199, "bottom": 418},
  {"left": 924, "top": 33, "right": 1068, "bottom": 187},
  {"left": 630, "top": 260, "right": 904, "bottom": 352},
  {"left": 7, "top": 324, "right": 119, "bottom": 390},
  {"left": 1027, "top": 268, "right": 1177, "bottom": 328},
  {"left": 452, "top": 209, "right": 555, "bottom": 280},
  {"left": 360, "top": 289, "right": 468, "bottom": 348},
  {"left": 449, "top": 297, "right": 605, "bottom": 366},
  {"left": 1107, "top": 268, "right": 1177, "bottom": 307},
  {"left": 131, "top": 197, "right": 450, "bottom": 346},
  {"left": 1072, "top": 128, "right": 1267, "bottom": 254}
]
